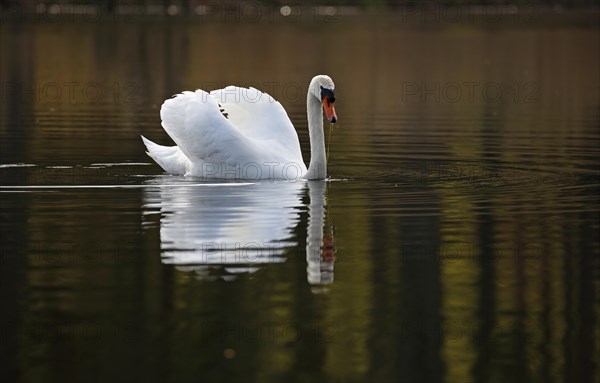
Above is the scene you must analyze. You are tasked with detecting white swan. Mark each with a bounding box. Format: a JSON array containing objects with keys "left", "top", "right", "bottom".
[{"left": 141, "top": 75, "right": 337, "bottom": 180}]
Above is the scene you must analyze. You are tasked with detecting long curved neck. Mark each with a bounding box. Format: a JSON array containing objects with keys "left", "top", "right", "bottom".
[{"left": 305, "top": 94, "right": 327, "bottom": 180}]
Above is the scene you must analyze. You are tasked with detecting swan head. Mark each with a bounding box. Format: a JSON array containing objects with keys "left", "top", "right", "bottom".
[{"left": 309, "top": 75, "right": 337, "bottom": 124}]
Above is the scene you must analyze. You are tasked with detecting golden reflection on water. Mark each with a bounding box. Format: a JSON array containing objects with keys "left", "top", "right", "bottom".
[{"left": 1, "top": 13, "right": 598, "bottom": 383}]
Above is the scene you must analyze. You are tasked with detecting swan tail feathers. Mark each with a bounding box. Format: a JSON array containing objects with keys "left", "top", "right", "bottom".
[{"left": 141, "top": 135, "right": 189, "bottom": 175}]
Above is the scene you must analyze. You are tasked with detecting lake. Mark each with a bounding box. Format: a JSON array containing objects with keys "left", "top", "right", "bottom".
[{"left": 1, "top": 8, "right": 599, "bottom": 383}]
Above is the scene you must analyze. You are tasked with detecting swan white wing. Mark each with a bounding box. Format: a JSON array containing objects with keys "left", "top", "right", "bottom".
[
  {"left": 160, "top": 90, "right": 263, "bottom": 167},
  {"left": 209, "top": 86, "right": 304, "bottom": 163}
]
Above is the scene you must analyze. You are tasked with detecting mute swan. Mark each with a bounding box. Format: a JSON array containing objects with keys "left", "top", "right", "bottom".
[{"left": 141, "top": 75, "right": 337, "bottom": 180}]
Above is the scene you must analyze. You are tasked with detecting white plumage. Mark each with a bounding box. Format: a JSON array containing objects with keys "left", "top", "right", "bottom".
[{"left": 142, "top": 75, "right": 337, "bottom": 180}]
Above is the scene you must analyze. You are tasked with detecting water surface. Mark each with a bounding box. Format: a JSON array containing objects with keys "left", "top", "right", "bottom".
[{"left": 1, "top": 14, "right": 599, "bottom": 383}]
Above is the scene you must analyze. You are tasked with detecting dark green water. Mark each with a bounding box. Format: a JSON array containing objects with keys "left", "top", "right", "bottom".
[{"left": 1, "top": 13, "right": 599, "bottom": 383}]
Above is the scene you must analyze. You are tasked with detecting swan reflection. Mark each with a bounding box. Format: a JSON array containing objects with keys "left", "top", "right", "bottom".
[{"left": 142, "top": 178, "right": 335, "bottom": 286}]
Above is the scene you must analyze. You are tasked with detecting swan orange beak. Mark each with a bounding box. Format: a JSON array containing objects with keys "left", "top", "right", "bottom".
[{"left": 322, "top": 96, "right": 337, "bottom": 124}]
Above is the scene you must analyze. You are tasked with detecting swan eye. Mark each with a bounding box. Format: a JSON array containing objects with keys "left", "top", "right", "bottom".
[{"left": 320, "top": 86, "right": 336, "bottom": 104}]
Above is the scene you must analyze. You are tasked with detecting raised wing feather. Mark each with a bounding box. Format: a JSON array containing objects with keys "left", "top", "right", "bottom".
[
  {"left": 210, "top": 86, "right": 304, "bottom": 162},
  {"left": 160, "top": 90, "right": 263, "bottom": 166}
]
